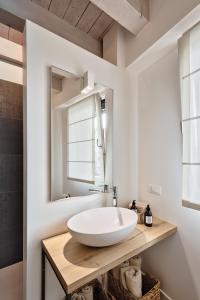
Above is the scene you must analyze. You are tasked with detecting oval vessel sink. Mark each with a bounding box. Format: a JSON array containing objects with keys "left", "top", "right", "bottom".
[{"left": 67, "top": 207, "right": 137, "bottom": 247}]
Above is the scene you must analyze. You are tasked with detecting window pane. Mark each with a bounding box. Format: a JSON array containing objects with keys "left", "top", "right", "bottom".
[
  {"left": 183, "top": 118, "right": 200, "bottom": 163},
  {"left": 68, "top": 141, "right": 94, "bottom": 162},
  {"left": 68, "top": 97, "right": 95, "bottom": 124},
  {"left": 179, "top": 22, "right": 200, "bottom": 208},
  {"left": 183, "top": 165, "right": 200, "bottom": 204},
  {"left": 68, "top": 162, "right": 94, "bottom": 182},
  {"left": 68, "top": 118, "right": 94, "bottom": 142},
  {"left": 190, "top": 23, "right": 200, "bottom": 73},
  {"left": 182, "top": 71, "right": 200, "bottom": 120}
]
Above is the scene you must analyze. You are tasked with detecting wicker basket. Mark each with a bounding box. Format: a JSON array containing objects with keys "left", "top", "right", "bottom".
[{"left": 108, "top": 271, "right": 160, "bottom": 300}]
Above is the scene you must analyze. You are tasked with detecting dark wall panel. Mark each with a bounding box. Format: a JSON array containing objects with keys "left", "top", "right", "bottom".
[
  {"left": 0, "top": 192, "right": 23, "bottom": 268},
  {"left": 0, "top": 79, "right": 23, "bottom": 120},
  {"left": 0, "top": 79, "right": 23, "bottom": 269},
  {"left": 0, "top": 154, "right": 23, "bottom": 193},
  {"left": 0, "top": 119, "right": 23, "bottom": 154}
]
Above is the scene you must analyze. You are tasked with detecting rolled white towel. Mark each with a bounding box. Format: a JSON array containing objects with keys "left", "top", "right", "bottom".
[
  {"left": 107, "top": 291, "right": 117, "bottom": 300},
  {"left": 129, "top": 255, "right": 142, "bottom": 268},
  {"left": 97, "top": 273, "right": 106, "bottom": 290},
  {"left": 121, "top": 261, "right": 130, "bottom": 267},
  {"left": 81, "top": 285, "right": 93, "bottom": 300},
  {"left": 112, "top": 260, "right": 130, "bottom": 280},
  {"left": 125, "top": 267, "right": 142, "bottom": 298},
  {"left": 72, "top": 293, "right": 86, "bottom": 300},
  {"left": 120, "top": 266, "right": 133, "bottom": 290},
  {"left": 101, "top": 273, "right": 108, "bottom": 291}
]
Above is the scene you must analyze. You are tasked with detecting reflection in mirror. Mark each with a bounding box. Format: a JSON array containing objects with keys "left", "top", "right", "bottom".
[{"left": 50, "top": 67, "right": 113, "bottom": 201}]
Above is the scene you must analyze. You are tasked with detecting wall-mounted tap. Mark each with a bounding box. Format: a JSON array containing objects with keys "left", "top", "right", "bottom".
[
  {"left": 62, "top": 193, "right": 71, "bottom": 199},
  {"left": 89, "top": 185, "right": 118, "bottom": 207},
  {"left": 112, "top": 186, "right": 117, "bottom": 207},
  {"left": 89, "top": 184, "right": 109, "bottom": 193},
  {"left": 89, "top": 188, "right": 102, "bottom": 192}
]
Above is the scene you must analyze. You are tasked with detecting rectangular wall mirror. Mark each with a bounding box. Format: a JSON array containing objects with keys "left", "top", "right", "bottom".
[{"left": 50, "top": 66, "right": 113, "bottom": 201}]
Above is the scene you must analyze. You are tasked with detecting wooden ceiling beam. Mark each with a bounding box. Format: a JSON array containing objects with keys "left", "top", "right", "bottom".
[
  {"left": 0, "top": 0, "right": 102, "bottom": 57},
  {"left": 0, "top": 9, "right": 25, "bottom": 32},
  {"left": 0, "top": 21, "right": 23, "bottom": 46},
  {"left": 90, "top": 0, "right": 149, "bottom": 35}
]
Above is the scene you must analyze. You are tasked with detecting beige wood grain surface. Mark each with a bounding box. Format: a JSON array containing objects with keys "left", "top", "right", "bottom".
[
  {"left": 0, "top": 22, "right": 23, "bottom": 45},
  {"left": 31, "top": 0, "right": 115, "bottom": 40},
  {"left": 63, "top": 0, "right": 90, "bottom": 26},
  {"left": 42, "top": 218, "right": 177, "bottom": 294},
  {"left": 0, "top": 0, "right": 102, "bottom": 57},
  {"left": 88, "top": 12, "right": 113, "bottom": 40},
  {"left": 76, "top": 3, "right": 102, "bottom": 33},
  {"left": 49, "top": 0, "right": 71, "bottom": 18}
]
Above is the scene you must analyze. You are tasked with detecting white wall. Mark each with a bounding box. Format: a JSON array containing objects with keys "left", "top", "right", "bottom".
[
  {"left": 133, "top": 48, "right": 200, "bottom": 300},
  {"left": 125, "top": 0, "right": 200, "bottom": 66},
  {"left": 24, "top": 10, "right": 200, "bottom": 300},
  {"left": 24, "top": 21, "right": 134, "bottom": 300}
]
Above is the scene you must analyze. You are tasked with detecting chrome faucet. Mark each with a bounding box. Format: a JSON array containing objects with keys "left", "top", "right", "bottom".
[
  {"left": 89, "top": 185, "right": 118, "bottom": 207},
  {"left": 89, "top": 188, "right": 102, "bottom": 192},
  {"left": 65, "top": 193, "right": 71, "bottom": 198},
  {"left": 89, "top": 184, "right": 109, "bottom": 193},
  {"left": 112, "top": 186, "right": 117, "bottom": 207}
]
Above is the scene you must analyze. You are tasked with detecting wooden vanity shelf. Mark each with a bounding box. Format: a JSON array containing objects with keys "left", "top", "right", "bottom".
[{"left": 41, "top": 217, "right": 177, "bottom": 299}]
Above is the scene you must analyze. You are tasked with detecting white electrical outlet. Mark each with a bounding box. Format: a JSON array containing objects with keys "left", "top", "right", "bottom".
[{"left": 149, "top": 184, "right": 162, "bottom": 196}]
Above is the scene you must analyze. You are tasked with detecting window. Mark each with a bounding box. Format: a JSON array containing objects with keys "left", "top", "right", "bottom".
[
  {"left": 179, "top": 22, "right": 200, "bottom": 210},
  {"left": 67, "top": 96, "right": 96, "bottom": 183}
]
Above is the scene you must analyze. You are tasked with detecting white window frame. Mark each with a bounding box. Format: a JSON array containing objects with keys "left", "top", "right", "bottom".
[
  {"left": 179, "top": 22, "right": 200, "bottom": 211},
  {"left": 66, "top": 97, "right": 96, "bottom": 184}
]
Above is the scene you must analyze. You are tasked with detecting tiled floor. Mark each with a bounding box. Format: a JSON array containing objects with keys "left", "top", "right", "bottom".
[{"left": 0, "top": 262, "right": 23, "bottom": 300}]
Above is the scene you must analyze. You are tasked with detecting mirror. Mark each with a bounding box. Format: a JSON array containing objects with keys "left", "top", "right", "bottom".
[{"left": 50, "top": 66, "right": 113, "bottom": 201}]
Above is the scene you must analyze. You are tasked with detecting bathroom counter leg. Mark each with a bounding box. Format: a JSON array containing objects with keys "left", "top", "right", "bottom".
[
  {"left": 41, "top": 248, "right": 72, "bottom": 300},
  {"left": 41, "top": 249, "right": 45, "bottom": 300}
]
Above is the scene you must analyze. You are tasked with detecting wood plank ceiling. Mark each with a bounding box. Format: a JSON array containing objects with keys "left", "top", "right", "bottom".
[
  {"left": 31, "top": 0, "right": 114, "bottom": 41},
  {"left": 0, "top": 22, "right": 23, "bottom": 45}
]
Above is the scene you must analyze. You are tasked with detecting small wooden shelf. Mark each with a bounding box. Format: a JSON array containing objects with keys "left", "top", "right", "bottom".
[{"left": 42, "top": 217, "right": 176, "bottom": 296}]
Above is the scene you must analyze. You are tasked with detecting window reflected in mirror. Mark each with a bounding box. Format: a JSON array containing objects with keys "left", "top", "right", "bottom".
[{"left": 50, "top": 67, "right": 113, "bottom": 201}]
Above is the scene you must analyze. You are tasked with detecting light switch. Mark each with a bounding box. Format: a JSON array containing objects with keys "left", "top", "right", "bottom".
[{"left": 149, "top": 184, "right": 162, "bottom": 196}]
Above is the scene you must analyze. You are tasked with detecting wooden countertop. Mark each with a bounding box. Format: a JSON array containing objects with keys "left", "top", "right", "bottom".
[{"left": 42, "top": 218, "right": 176, "bottom": 294}]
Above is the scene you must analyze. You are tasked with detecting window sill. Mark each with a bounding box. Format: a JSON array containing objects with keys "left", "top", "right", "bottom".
[{"left": 182, "top": 200, "right": 200, "bottom": 211}]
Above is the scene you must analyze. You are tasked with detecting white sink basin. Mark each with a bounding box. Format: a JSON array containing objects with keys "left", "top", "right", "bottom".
[{"left": 67, "top": 207, "right": 137, "bottom": 247}]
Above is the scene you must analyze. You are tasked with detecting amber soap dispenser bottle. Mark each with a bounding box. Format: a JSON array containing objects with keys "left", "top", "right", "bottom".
[{"left": 144, "top": 204, "right": 153, "bottom": 227}]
